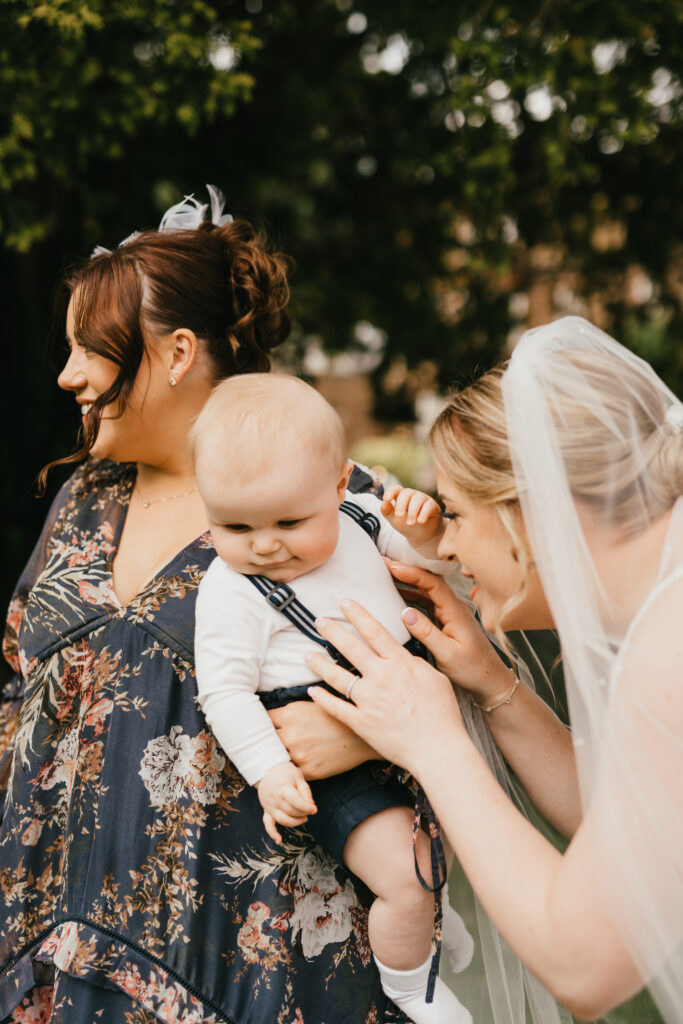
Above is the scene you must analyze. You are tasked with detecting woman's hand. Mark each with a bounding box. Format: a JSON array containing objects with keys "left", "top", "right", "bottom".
[
  {"left": 268, "top": 701, "right": 380, "bottom": 780},
  {"left": 391, "top": 563, "right": 583, "bottom": 838},
  {"left": 387, "top": 562, "right": 513, "bottom": 705},
  {"left": 304, "top": 598, "right": 468, "bottom": 777}
]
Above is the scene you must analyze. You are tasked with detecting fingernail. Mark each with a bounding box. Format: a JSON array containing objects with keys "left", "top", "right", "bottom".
[
  {"left": 402, "top": 608, "right": 418, "bottom": 625},
  {"left": 339, "top": 598, "right": 352, "bottom": 610},
  {"left": 303, "top": 651, "right": 315, "bottom": 663},
  {"left": 315, "top": 617, "right": 328, "bottom": 629}
]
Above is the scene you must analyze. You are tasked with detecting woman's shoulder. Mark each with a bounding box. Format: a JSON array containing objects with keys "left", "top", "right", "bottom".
[
  {"left": 66, "top": 458, "right": 135, "bottom": 500},
  {"left": 628, "top": 567, "right": 683, "bottom": 648},
  {"left": 43, "top": 459, "right": 135, "bottom": 542},
  {"left": 615, "top": 566, "right": 683, "bottom": 731},
  {"left": 619, "top": 505, "right": 683, "bottom": 656}
]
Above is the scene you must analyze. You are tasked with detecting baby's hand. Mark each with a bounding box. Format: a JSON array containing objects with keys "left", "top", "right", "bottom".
[
  {"left": 257, "top": 761, "right": 318, "bottom": 844},
  {"left": 381, "top": 485, "right": 444, "bottom": 553}
]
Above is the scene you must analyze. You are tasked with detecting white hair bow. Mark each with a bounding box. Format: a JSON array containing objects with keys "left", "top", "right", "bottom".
[
  {"left": 90, "top": 184, "right": 232, "bottom": 258},
  {"left": 664, "top": 403, "right": 683, "bottom": 435},
  {"left": 158, "top": 184, "right": 233, "bottom": 231}
]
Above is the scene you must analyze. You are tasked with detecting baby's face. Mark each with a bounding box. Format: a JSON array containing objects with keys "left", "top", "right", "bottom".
[{"left": 200, "top": 451, "right": 351, "bottom": 582}]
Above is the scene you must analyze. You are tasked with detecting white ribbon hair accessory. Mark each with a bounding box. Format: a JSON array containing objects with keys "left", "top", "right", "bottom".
[
  {"left": 664, "top": 403, "right": 683, "bottom": 435},
  {"left": 90, "top": 184, "right": 232, "bottom": 258},
  {"left": 158, "top": 184, "right": 233, "bottom": 232}
]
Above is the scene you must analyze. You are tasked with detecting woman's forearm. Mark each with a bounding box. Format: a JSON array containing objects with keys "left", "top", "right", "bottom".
[
  {"left": 304, "top": 599, "right": 642, "bottom": 1019},
  {"left": 302, "top": 730, "right": 380, "bottom": 779},
  {"left": 415, "top": 732, "right": 639, "bottom": 1017},
  {"left": 476, "top": 677, "right": 582, "bottom": 837}
]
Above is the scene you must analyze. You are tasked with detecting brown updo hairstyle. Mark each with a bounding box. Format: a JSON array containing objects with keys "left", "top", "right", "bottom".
[{"left": 43, "top": 217, "right": 290, "bottom": 483}]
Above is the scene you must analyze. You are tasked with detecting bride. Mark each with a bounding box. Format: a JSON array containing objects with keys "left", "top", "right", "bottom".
[{"left": 304, "top": 316, "right": 683, "bottom": 1022}]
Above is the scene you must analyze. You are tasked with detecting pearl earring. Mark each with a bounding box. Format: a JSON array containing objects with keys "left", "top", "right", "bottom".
[{"left": 169, "top": 374, "right": 177, "bottom": 387}]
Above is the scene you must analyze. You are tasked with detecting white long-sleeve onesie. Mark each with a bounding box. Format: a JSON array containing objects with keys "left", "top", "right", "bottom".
[{"left": 194, "top": 491, "right": 446, "bottom": 785}]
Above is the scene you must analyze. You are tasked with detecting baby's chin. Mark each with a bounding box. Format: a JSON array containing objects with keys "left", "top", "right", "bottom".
[
  {"left": 243, "top": 560, "right": 325, "bottom": 585},
  {"left": 255, "top": 568, "right": 301, "bottom": 584}
]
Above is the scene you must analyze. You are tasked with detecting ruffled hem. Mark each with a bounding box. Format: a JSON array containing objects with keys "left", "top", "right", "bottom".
[
  {"left": 0, "top": 921, "right": 403, "bottom": 1024},
  {"left": 0, "top": 921, "right": 228, "bottom": 1024}
]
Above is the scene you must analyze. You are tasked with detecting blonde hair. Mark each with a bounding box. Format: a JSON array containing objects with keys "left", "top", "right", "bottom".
[
  {"left": 190, "top": 373, "right": 346, "bottom": 481},
  {"left": 429, "top": 351, "right": 683, "bottom": 636},
  {"left": 531, "top": 349, "right": 683, "bottom": 533},
  {"left": 429, "top": 365, "right": 532, "bottom": 637}
]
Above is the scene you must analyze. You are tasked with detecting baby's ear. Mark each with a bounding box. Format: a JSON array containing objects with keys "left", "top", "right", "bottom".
[{"left": 337, "top": 460, "right": 354, "bottom": 501}]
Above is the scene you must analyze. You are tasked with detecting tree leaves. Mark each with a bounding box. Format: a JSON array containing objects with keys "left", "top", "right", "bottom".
[{"left": 2, "top": 0, "right": 683, "bottom": 616}]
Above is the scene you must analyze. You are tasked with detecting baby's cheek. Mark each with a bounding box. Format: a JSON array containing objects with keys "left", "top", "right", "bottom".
[
  {"left": 303, "top": 529, "right": 338, "bottom": 571},
  {"left": 321, "top": 525, "right": 341, "bottom": 562},
  {"left": 211, "top": 532, "right": 241, "bottom": 570},
  {"left": 307, "top": 545, "right": 337, "bottom": 572}
]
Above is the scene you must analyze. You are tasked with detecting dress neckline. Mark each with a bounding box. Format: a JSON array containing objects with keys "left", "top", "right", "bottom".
[{"left": 106, "top": 463, "right": 209, "bottom": 610}]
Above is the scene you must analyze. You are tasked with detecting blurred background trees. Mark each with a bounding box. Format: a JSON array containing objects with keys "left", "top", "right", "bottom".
[{"left": 2, "top": 0, "right": 683, "bottom": 608}]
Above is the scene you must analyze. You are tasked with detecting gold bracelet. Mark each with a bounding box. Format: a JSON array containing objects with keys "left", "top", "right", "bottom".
[{"left": 475, "top": 671, "right": 520, "bottom": 714}]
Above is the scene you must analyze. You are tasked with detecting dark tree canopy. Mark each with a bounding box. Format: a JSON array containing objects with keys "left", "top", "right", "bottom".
[{"left": 2, "top": 0, "right": 683, "bottom": 612}]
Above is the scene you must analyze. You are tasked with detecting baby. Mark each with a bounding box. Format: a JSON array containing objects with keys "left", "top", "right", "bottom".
[{"left": 192, "top": 374, "right": 473, "bottom": 1024}]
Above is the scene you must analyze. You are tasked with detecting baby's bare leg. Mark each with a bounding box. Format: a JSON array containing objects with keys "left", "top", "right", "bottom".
[
  {"left": 344, "top": 807, "right": 473, "bottom": 1023},
  {"left": 343, "top": 805, "right": 434, "bottom": 969}
]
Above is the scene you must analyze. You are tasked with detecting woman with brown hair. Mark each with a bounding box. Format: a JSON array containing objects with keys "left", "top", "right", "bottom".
[{"left": 0, "top": 190, "right": 396, "bottom": 1023}]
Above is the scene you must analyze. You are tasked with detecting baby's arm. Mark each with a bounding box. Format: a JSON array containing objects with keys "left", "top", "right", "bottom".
[
  {"left": 194, "top": 562, "right": 292, "bottom": 785},
  {"left": 380, "top": 485, "right": 445, "bottom": 559},
  {"left": 257, "top": 761, "right": 318, "bottom": 844}
]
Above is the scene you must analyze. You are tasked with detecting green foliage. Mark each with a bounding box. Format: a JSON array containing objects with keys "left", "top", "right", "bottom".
[
  {"left": 350, "top": 434, "right": 436, "bottom": 491},
  {"left": 2, "top": 0, "right": 683, "bottom": 624},
  {"left": 0, "top": 1, "right": 258, "bottom": 239},
  {"left": 3, "top": 0, "right": 683, "bottom": 386}
]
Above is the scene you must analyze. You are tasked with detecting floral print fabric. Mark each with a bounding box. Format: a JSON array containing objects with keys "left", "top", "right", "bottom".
[{"left": 0, "top": 461, "right": 405, "bottom": 1024}]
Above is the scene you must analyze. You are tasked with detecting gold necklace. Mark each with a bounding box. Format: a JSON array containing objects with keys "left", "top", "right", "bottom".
[{"left": 136, "top": 485, "right": 197, "bottom": 509}]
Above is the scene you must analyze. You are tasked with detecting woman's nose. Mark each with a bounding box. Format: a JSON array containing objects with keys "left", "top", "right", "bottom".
[
  {"left": 437, "top": 530, "right": 459, "bottom": 563},
  {"left": 57, "top": 350, "right": 87, "bottom": 392}
]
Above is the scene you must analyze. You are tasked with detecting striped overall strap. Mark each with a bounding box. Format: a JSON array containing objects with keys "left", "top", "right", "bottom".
[
  {"left": 244, "top": 575, "right": 326, "bottom": 647},
  {"left": 339, "top": 500, "right": 381, "bottom": 543},
  {"left": 412, "top": 786, "right": 448, "bottom": 1001}
]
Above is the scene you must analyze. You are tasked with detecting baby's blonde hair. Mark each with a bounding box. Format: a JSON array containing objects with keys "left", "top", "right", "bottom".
[{"left": 190, "top": 373, "right": 346, "bottom": 482}]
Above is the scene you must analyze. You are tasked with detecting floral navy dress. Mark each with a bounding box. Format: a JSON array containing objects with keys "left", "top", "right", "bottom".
[{"left": 0, "top": 460, "right": 406, "bottom": 1024}]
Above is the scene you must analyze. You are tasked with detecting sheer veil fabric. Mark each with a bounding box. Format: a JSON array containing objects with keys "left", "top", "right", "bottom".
[
  {"left": 446, "top": 674, "right": 573, "bottom": 1024},
  {"left": 500, "top": 317, "right": 683, "bottom": 1022},
  {"left": 433, "top": 566, "right": 572, "bottom": 1024}
]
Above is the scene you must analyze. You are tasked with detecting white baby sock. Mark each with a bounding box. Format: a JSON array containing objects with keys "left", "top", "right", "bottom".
[
  {"left": 374, "top": 953, "right": 473, "bottom": 1024},
  {"left": 441, "top": 893, "right": 475, "bottom": 974}
]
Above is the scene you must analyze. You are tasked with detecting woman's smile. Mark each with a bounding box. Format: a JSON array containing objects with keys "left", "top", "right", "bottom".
[{"left": 435, "top": 468, "right": 552, "bottom": 632}]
